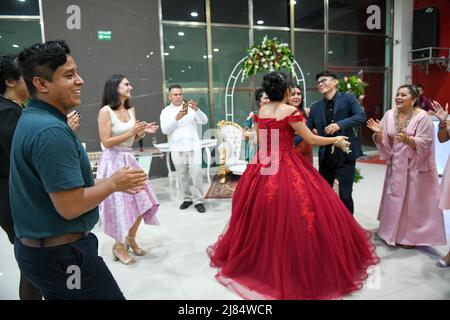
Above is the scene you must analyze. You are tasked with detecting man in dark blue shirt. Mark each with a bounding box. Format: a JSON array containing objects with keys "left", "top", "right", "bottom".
[
  {"left": 307, "top": 71, "right": 366, "bottom": 215},
  {"left": 10, "top": 40, "right": 148, "bottom": 299}
]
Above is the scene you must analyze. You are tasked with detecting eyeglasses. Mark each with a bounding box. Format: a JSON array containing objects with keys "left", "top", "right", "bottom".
[{"left": 317, "top": 78, "right": 331, "bottom": 85}]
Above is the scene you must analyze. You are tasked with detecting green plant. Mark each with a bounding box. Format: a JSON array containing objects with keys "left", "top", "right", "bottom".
[
  {"left": 241, "top": 36, "right": 295, "bottom": 81},
  {"left": 354, "top": 167, "right": 363, "bottom": 183},
  {"left": 337, "top": 75, "right": 368, "bottom": 99}
]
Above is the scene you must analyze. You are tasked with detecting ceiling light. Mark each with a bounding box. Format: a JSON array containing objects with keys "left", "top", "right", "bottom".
[
  {"left": 190, "top": 12, "right": 198, "bottom": 17},
  {"left": 164, "top": 52, "right": 169, "bottom": 56},
  {"left": 12, "top": 44, "right": 19, "bottom": 48},
  {"left": 213, "top": 48, "right": 219, "bottom": 52},
  {"left": 178, "top": 32, "right": 185, "bottom": 36},
  {"left": 181, "top": 70, "right": 185, "bottom": 73},
  {"left": 169, "top": 45, "right": 175, "bottom": 49},
  {"left": 256, "top": 20, "right": 264, "bottom": 25}
]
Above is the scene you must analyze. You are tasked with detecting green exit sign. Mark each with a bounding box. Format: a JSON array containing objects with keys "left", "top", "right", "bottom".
[{"left": 97, "top": 30, "right": 112, "bottom": 41}]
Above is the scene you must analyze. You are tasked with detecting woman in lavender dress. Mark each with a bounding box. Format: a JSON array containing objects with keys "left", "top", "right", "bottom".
[{"left": 97, "top": 74, "right": 159, "bottom": 265}]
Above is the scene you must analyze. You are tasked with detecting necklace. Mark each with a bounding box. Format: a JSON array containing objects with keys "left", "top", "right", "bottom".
[{"left": 395, "top": 107, "right": 414, "bottom": 134}]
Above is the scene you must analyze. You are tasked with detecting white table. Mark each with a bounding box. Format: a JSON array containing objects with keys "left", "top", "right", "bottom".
[
  {"left": 433, "top": 119, "right": 450, "bottom": 175},
  {"left": 154, "top": 139, "right": 217, "bottom": 188},
  {"left": 133, "top": 148, "right": 165, "bottom": 176},
  {"left": 229, "top": 164, "right": 247, "bottom": 176}
]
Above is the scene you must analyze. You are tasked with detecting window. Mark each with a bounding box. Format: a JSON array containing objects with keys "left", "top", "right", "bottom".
[
  {"left": 295, "top": 32, "right": 325, "bottom": 89},
  {"left": 161, "top": 0, "right": 205, "bottom": 22},
  {"left": 0, "top": 20, "right": 41, "bottom": 55},
  {"left": 211, "top": 27, "right": 249, "bottom": 88},
  {"left": 211, "top": 0, "right": 248, "bottom": 25},
  {"left": 163, "top": 26, "right": 208, "bottom": 88},
  {"left": 0, "top": 0, "right": 40, "bottom": 15},
  {"left": 329, "top": 0, "right": 387, "bottom": 34},
  {"left": 214, "top": 91, "right": 253, "bottom": 125},
  {"left": 294, "top": 0, "right": 324, "bottom": 30},
  {"left": 253, "top": 0, "right": 289, "bottom": 27},
  {"left": 328, "top": 34, "right": 389, "bottom": 67}
]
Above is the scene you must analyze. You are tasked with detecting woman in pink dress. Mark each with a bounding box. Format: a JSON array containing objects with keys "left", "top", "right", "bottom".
[
  {"left": 208, "top": 71, "right": 379, "bottom": 300},
  {"left": 367, "top": 85, "right": 446, "bottom": 248},
  {"left": 97, "top": 74, "right": 160, "bottom": 265},
  {"left": 431, "top": 100, "right": 450, "bottom": 267}
]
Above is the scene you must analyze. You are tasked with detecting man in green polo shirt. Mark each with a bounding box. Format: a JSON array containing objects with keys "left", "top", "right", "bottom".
[{"left": 10, "top": 40, "right": 148, "bottom": 300}]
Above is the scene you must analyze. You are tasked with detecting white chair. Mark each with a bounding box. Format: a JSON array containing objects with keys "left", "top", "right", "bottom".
[
  {"left": 87, "top": 151, "right": 102, "bottom": 178},
  {"left": 217, "top": 120, "right": 247, "bottom": 184}
]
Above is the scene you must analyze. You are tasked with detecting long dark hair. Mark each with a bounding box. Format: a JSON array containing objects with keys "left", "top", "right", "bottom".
[
  {"left": 290, "top": 83, "right": 306, "bottom": 117},
  {"left": 101, "top": 74, "right": 131, "bottom": 110},
  {"left": 254, "top": 88, "right": 265, "bottom": 108},
  {"left": 0, "top": 55, "right": 21, "bottom": 94}
]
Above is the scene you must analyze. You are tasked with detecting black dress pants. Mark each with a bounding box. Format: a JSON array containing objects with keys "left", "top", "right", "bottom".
[
  {"left": 319, "top": 150, "right": 356, "bottom": 214},
  {"left": 15, "top": 233, "right": 125, "bottom": 300}
]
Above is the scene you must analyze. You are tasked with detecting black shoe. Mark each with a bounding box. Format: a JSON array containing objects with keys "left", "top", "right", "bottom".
[
  {"left": 179, "top": 201, "right": 193, "bottom": 210},
  {"left": 195, "top": 203, "right": 206, "bottom": 213}
]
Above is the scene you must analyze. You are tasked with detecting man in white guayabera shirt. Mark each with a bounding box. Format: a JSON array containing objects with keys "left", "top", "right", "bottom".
[{"left": 160, "top": 85, "right": 208, "bottom": 212}]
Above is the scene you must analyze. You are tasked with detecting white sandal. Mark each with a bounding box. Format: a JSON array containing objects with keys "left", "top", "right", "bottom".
[{"left": 436, "top": 259, "right": 449, "bottom": 268}]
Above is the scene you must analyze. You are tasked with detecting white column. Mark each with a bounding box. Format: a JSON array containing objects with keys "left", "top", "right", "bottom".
[{"left": 392, "top": 0, "right": 414, "bottom": 105}]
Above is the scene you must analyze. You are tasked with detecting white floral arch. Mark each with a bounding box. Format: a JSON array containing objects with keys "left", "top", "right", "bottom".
[{"left": 224, "top": 58, "right": 307, "bottom": 122}]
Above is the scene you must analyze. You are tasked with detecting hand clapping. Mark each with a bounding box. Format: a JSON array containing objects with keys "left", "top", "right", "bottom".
[
  {"left": 394, "top": 132, "right": 410, "bottom": 144},
  {"left": 366, "top": 118, "right": 382, "bottom": 134},
  {"left": 67, "top": 110, "right": 81, "bottom": 131},
  {"left": 144, "top": 122, "right": 159, "bottom": 134},
  {"left": 431, "top": 100, "right": 449, "bottom": 123}
]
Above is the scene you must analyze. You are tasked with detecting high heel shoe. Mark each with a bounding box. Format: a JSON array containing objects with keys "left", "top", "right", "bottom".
[
  {"left": 126, "top": 236, "right": 146, "bottom": 256},
  {"left": 112, "top": 244, "right": 136, "bottom": 265}
]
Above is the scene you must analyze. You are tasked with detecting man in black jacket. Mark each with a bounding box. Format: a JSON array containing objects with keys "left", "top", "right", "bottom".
[{"left": 307, "top": 71, "right": 366, "bottom": 214}]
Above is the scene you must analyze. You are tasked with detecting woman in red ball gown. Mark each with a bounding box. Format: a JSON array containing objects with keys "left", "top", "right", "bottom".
[{"left": 208, "top": 71, "right": 379, "bottom": 300}]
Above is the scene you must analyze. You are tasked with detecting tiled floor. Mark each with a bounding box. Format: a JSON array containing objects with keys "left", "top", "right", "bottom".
[{"left": 1, "top": 160, "right": 449, "bottom": 300}]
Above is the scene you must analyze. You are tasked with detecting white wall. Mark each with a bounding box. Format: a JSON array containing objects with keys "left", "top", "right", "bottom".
[{"left": 392, "top": 0, "right": 414, "bottom": 106}]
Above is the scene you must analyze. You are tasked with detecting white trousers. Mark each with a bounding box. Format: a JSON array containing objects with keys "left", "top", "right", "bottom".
[{"left": 171, "top": 150, "right": 204, "bottom": 204}]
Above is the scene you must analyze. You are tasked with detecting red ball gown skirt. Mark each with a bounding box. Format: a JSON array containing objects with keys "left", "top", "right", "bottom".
[
  {"left": 293, "top": 140, "right": 314, "bottom": 166},
  {"left": 208, "top": 115, "right": 379, "bottom": 300}
]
